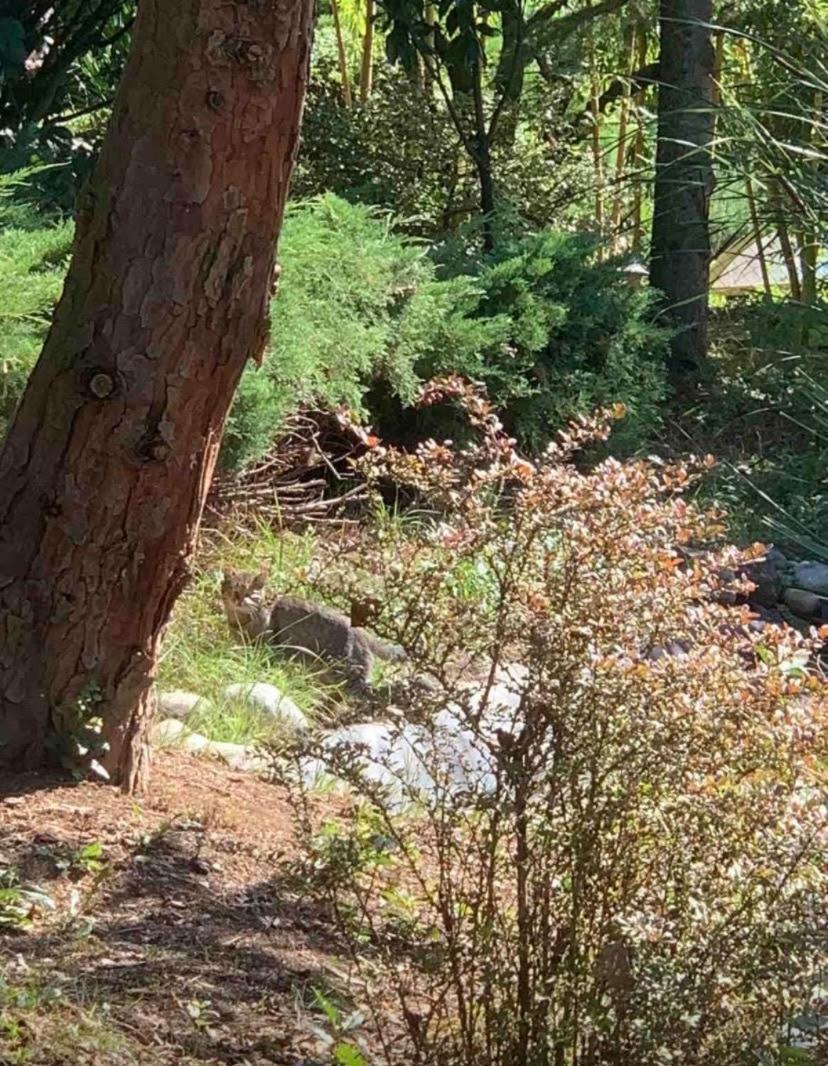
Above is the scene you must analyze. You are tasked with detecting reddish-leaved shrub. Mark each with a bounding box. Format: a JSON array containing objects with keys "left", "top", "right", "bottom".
[{"left": 289, "top": 379, "right": 827, "bottom": 1066}]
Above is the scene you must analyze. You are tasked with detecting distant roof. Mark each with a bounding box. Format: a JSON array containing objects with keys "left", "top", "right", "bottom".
[{"left": 712, "top": 237, "right": 827, "bottom": 293}]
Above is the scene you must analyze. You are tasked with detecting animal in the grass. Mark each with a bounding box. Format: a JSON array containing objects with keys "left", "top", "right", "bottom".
[{"left": 220, "top": 569, "right": 407, "bottom": 684}]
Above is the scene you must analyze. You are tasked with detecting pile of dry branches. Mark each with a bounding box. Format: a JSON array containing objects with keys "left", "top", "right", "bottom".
[{"left": 206, "top": 410, "right": 374, "bottom": 527}]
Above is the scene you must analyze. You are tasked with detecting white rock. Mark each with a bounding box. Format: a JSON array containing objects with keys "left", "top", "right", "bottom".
[
  {"left": 223, "top": 682, "right": 308, "bottom": 732},
  {"left": 314, "top": 721, "right": 434, "bottom": 801},
  {"left": 152, "top": 718, "right": 210, "bottom": 753},
  {"left": 152, "top": 719, "right": 269, "bottom": 773},
  {"left": 300, "top": 663, "right": 541, "bottom": 804},
  {"left": 181, "top": 731, "right": 211, "bottom": 754},
  {"left": 157, "top": 690, "right": 210, "bottom": 720},
  {"left": 152, "top": 718, "right": 186, "bottom": 745},
  {"left": 791, "top": 562, "right": 828, "bottom": 597}
]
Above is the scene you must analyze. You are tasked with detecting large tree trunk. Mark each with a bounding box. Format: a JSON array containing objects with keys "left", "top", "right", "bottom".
[
  {"left": 649, "top": 0, "right": 715, "bottom": 382},
  {"left": 0, "top": 0, "right": 313, "bottom": 791}
]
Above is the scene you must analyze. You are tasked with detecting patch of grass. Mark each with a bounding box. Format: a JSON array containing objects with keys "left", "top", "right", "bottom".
[
  {"left": 157, "top": 525, "right": 342, "bottom": 746},
  {"left": 0, "top": 970, "right": 136, "bottom": 1065},
  {"left": 200, "top": 520, "right": 319, "bottom": 591},
  {"left": 187, "top": 687, "right": 310, "bottom": 747},
  {"left": 0, "top": 865, "right": 54, "bottom": 931}
]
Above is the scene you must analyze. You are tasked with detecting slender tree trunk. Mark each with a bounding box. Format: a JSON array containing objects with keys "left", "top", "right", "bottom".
[
  {"left": 610, "top": 27, "right": 637, "bottom": 244},
  {"left": 360, "top": 0, "right": 374, "bottom": 101},
  {"left": 472, "top": 63, "right": 496, "bottom": 251},
  {"left": 331, "top": 0, "right": 354, "bottom": 107},
  {"left": 770, "top": 180, "right": 802, "bottom": 301},
  {"left": 492, "top": 3, "right": 528, "bottom": 147},
  {"left": 424, "top": 3, "right": 437, "bottom": 87},
  {"left": 0, "top": 0, "right": 313, "bottom": 791},
  {"left": 649, "top": 0, "right": 715, "bottom": 382},
  {"left": 630, "top": 30, "right": 648, "bottom": 253},
  {"left": 588, "top": 34, "right": 605, "bottom": 235}
]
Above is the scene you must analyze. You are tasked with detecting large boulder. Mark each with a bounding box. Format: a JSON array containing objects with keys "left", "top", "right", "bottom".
[
  {"left": 783, "top": 587, "right": 823, "bottom": 619},
  {"left": 223, "top": 682, "right": 308, "bottom": 733},
  {"left": 156, "top": 690, "right": 210, "bottom": 720},
  {"left": 790, "top": 562, "right": 828, "bottom": 597}
]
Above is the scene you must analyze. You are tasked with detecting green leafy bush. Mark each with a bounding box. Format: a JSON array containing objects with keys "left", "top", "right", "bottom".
[
  {"left": 692, "top": 299, "right": 828, "bottom": 554},
  {"left": 290, "top": 382, "right": 828, "bottom": 1065},
  {"left": 432, "top": 227, "right": 669, "bottom": 452},
  {"left": 223, "top": 193, "right": 498, "bottom": 469},
  {"left": 294, "top": 61, "right": 462, "bottom": 235},
  {"left": 294, "top": 58, "right": 588, "bottom": 242},
  {"left": 0, "top": 186, "right": 669, "bottom": 473}
]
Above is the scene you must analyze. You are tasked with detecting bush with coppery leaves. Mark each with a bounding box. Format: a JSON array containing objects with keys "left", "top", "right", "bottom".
[{"left": 292, "top": 379, "right": 827, "bottom": 1066}]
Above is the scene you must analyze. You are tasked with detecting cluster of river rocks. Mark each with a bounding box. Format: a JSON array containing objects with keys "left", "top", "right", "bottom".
[
  {"left": 151, "top": 549, "right": 827, "bottom": 781},
  {"left": 740, "top": 551, "right": 828, "bottom": 626},
  {"left": 151, "top": 668, "right": 530, "bottom": 796}
]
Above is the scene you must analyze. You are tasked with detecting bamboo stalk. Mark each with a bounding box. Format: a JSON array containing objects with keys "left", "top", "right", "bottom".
[
  {"left": 800, "top": 89, "right": 823, "bottom": 305},
  {"left": 588, "top": 32, "right": 605, "bottom": 236},
  {"left": 772, "top": 180, "right": 802, "bottom": 301},
  {"left": 738, "top": 41, "right": 801, "bottom": 301},
  {"left": 730, "top": 39, "right": 771, "bottom": 296},
  {"left": 630, "top": 29, "right": 648, "bottom": 253},
  {"left": 746, "top": 177, "right": 772, "bottom": 297},
  {"left": 331, "top": 0, "right": 353, "bottom": 107},
  {"left": 610, "top": 26, "right": 637, "bottom": 243},
  {"left": 710, "top": 29, "right": 724, "bottom": 161}
]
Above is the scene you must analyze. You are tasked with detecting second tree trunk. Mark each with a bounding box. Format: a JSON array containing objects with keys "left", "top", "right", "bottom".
[{"left": 650, "top": 0, "right": 715, "bottom": 382}]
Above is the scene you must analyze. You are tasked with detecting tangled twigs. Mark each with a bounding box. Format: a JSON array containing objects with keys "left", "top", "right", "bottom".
[{"left": 206, "top": 409, "right": 374, "bottom": 527}]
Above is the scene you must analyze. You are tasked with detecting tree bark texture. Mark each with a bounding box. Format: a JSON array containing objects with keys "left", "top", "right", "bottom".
[
  {"left": 0, "top": 0, "right": 313, "bottom": 790},
  {"left": 649, "top": 0, "right": 715, "bottom": 381}
]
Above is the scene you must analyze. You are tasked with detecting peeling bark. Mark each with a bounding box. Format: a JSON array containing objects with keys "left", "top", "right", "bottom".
[{"left": 0, "top": 0, "right": 313, "bottom": 791}]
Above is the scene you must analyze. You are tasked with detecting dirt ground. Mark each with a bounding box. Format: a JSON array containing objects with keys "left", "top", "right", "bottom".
[{"left": 0, "top": 751, "right": 359, "bottom": 1065}]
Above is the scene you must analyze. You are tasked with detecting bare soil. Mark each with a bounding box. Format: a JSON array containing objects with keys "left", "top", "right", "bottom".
[{"left": 0, "top": 751, "right": 355, "bottom": 1065}]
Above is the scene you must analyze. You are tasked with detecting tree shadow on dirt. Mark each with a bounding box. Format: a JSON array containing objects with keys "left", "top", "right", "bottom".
[{"left": 2, "top": 816, "right": 352, "bottom": 1064}]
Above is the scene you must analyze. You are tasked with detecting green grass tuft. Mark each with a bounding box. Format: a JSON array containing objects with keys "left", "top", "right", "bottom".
[{"left": 156, "top": 526, "right": 341, "bottom": 747}]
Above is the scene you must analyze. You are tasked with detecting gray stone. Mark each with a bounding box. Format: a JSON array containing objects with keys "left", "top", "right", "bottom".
[
  {"left": 741, "top": 557, "right": 783, "bottom": 608},
  {"left": 182, "top": 731, "right": 211, "bottom": 754},
  {"left": 151, "top": 719, "right": 268, "bottom": 773},
  {"left": 790, "top": 562, "right": 828, "bottom": 597},
  {"left": 152, "top": 718, "right": 186, "bottom": 745},
  {"left": 223, "top": 682, "right": 308, "bottom": 732},
  {"left": 783, "top": 587, "right": 821, "bottom": 618},
  {"left": 157, "top": 690, "right": 210, "bottom": 720},
  {"left": 152, "top": 719, "right": 211, "bottom": 753}
]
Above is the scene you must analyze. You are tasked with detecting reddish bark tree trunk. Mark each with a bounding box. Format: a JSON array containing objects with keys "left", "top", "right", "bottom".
[{"left": 0, "top": 0, "right": 313, "bottom": 791}]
